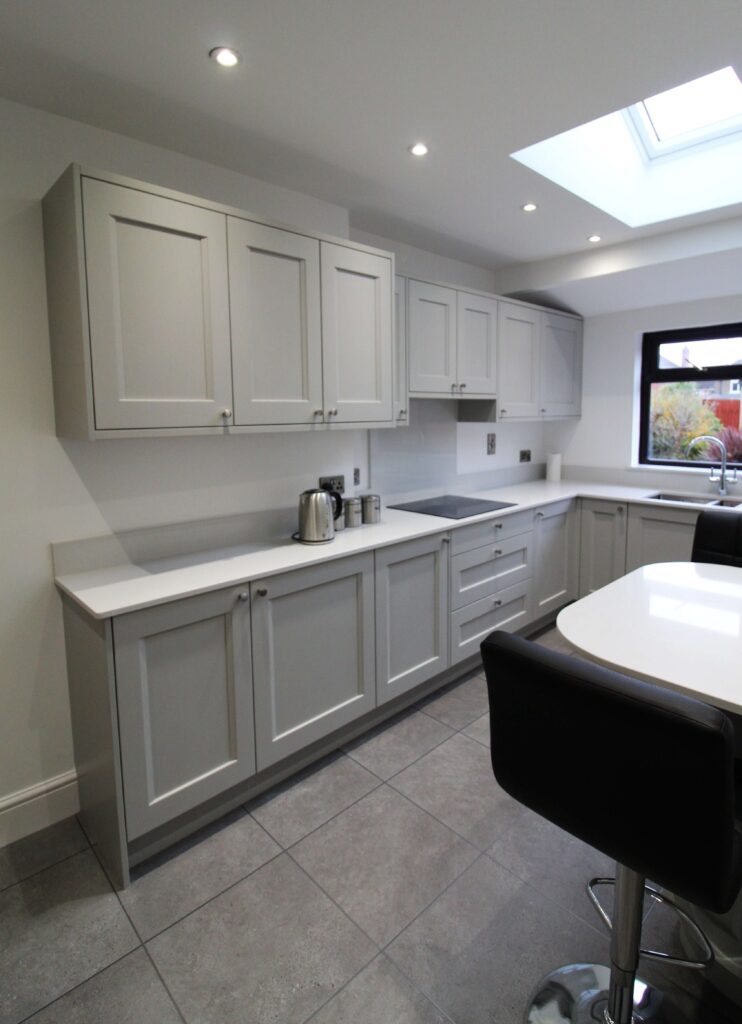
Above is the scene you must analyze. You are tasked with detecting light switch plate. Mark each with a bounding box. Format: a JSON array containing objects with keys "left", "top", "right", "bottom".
[
  {"left": 487, "top": 433, "right": 497, "bottom": 455},
  {"left": 519, "top": 449, "right": 532, "bottom": 463}
]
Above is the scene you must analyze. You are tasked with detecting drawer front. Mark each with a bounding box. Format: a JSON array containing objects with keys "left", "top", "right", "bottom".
[
  {"left": 451, "top": 508, "right": 535, "bottom": 555},
  {"left": 451, "top": 531, "right": 533, "bottom": 610},
  {"left": 450, "top": 579, "right": 533, "bottom": 666}
]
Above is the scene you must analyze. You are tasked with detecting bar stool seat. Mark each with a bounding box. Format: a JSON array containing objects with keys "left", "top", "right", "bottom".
[{"left": 481, "top": 630, "right": 742, "bottom": 1024}]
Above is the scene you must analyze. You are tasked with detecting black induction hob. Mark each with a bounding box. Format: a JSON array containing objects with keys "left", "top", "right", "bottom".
[{"left": 387, "top": 495, "right": 517, "bottom": 519}]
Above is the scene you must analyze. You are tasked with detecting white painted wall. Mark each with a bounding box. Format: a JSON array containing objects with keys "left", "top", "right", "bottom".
[
  {"left": 0, "top": 98, "right": 363, "bottom": 844},
  {"left": 563, "top": 293, "right": 742, "bottom": 490},
  {"left": 350, "top": 228, "right": 495, "bottom": 293}
]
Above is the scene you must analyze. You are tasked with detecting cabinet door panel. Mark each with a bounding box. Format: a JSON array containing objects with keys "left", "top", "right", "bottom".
[
  {"left": 541, "top": 313, "right": 582, "bottom": 417},
  {"left": 251, "top": 554, "right": 375, "bottom": 768},
  {"left": 113, "top": 587, "right": 255, "bottom": 839},
  {"left": 450, "top": 580, "right": 532, "bottom": 666},
  {"left": 625, "top": 506, "right": 699, "bottom": 571},
  {"left": 579, "top": 500, "right": 627, "bottom": 596},
  {"left": 533, "top": 500, "right": 578, "bottom": 617},
  {"left": 457, "top": 292, "right": 498, "bottom": 396},
  {"left": 321, "top": 243, "right": 392, "bottom": 422},
  {"left": 408, "top": 280, "right": 457, "bottom": 393},
  {"left": 497, "top": 302, "right": 540, "bottom": 419},
  {"left": 229, "top": 219, "right": 322, "bottom": 425},
  {"left": 451, "top": 531, "right": 532, "bottom": 610},
  {"left": 375, "top": 534, "right": 449, "bottom": 704},
  {"left": 394, "top": 275, "right": 409, "bottom": 424},
  {"left": 82, "top": 177, "right": 232, "bottom": 429}
]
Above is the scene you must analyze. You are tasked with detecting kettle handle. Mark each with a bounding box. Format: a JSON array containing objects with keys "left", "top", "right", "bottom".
[{"left": 328, "top": 489, "right": 343, "bottom": 520}]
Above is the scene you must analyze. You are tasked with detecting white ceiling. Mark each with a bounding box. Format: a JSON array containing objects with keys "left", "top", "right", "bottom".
[{"left": 1, "top": 0, "right": 742, "bottom": 272}]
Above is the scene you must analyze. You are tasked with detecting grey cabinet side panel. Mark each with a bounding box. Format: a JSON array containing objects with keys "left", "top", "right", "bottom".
[
  {"left": 62, "top": 597, "right": 128, "bottom": 887},
  {"left": 42, "top": 166, "right": 95, "bottom": 439}
]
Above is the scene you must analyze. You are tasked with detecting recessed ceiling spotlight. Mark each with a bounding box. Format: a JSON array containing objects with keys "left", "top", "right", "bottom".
[
  {"left": 209, "top": 46, "right": 241, "bottom": 68},
  {"left": 521, "top": 202, "right": 538, "bottom": 212},
  {"left": 409, "top": 142, "right": 429, "bottom": 157},
  {"left": 588, "top": 234, "right": 602, "bottom": 243}
]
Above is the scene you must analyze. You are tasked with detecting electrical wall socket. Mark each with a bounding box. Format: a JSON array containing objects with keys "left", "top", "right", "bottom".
[
  {"left": 519, "top": 450, "right": 532, "bottom": 463},
  {"left": 487, "top": 433, "right": 497, "bottom": 455},
  {"left": 319, "top": 475, "right": 345, "bottom": 493}
]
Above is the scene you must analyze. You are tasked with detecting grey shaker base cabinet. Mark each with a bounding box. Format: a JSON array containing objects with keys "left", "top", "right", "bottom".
[
  {"left": 113, "top": 587, "right": 256, "bottom": 841},
  {"left": 250, "top": 554, "right": 376, "bottom": 769},
  {"left": 61, "top": 501, "right": 586, "bottom": 887},
  {"left": 375, "top": 534, "right": 450, "bottom": 704}
]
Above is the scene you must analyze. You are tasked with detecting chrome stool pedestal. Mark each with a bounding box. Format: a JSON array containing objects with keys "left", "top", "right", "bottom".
[{"left": 525, "top": 866, "right": 713, "bottom": 1024}]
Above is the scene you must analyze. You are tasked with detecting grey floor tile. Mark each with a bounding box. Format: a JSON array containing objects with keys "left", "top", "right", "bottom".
[
  {"left": 310, "top": 954, "right": 451, "bottom": 1024},
  {"left": 24, "top": 948, "right": 181, "bottom": 1024},
  {"left": 531, "top": 625, "right": 580, "bottom": 657},
  {"left": 0, "top": 818, "right": 88, "bottom": 892},
  {"left": 250, "top": 753, "right": 380, "bottom": 848},
  {"left": 419, "top": 675, "right": 489, "bottom": 730},
  {"left": 292, "top": 786, "right": 477, "bottom": 947},
  {"left": 148, "top": 853, "right": 375, "bottom": 1024},
  {"left": 119, "top": 809, "right": 280, "bottom": 940},
  {"left": 462, "top": 712, "right": 490, "bottom": 747},
  {"left": 0, "top": 849, "right": 138, "bottom": 1024},
  {"left": 389, "top": 733, "right": 524, "bottom": 850},
  {"left": 487, "top": 805, "right": 613, "bottom": 928},
  {"left": 344, "top": 710, "right": 453, "bottom": 780},
  {"left": 386, "top": 854, "right": 609, "bottom": 1024}
]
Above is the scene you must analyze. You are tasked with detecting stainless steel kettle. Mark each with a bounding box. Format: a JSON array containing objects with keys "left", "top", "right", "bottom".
[{"left": 295, "top": 488, "right": 343, "bottom": 544}]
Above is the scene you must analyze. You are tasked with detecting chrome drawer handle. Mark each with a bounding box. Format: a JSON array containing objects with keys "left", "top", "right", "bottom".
[
  {"left": 256, "top": 588, "right": 268, "bottom": 597},
  {"left": 493, "top": 549, "right": 502, "bottom": 556},
  {"left": 493, "top": 598, "right": 502, "bottom": 607},
  {"left": 238, "top": 591, "right": 249, "bottom": 602}
]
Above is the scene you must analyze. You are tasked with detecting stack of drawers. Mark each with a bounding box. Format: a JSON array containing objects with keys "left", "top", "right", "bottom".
[{"left": 450, "top": 508, "right": 535, "bottom": 665}]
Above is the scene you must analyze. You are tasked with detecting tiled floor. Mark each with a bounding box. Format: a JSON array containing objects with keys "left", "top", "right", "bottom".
[{"left": 2, "top": 627, "right": 741, "bottom": 1024}]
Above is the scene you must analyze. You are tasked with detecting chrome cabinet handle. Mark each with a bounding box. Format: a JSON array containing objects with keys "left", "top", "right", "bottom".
[
  {"left": 536, "top": 511, "right": 545, "bottom": 519},
  {"left": 493, "top": 548, "right": 502, "bottom": 556},
  {"left": 238, "top": 591, "right": 249, "bottom": 602},
  {"left": 617, "top": 506, "right": 624, "bottom": 514},
  {"left": 313, "top": 409, "right": 323, "bottom": 416},
  {"left": 460, "top": 383, "right": 467, "bottom": 390},
  {"left": 441, "top": 536, "right": 450, "bottom": 545},
  {"left": 256, "top": 587, "right": 267, "bottom": 597},
  {"left": 540, "top": 408, "right": 546, "bottom": 413},
  {"left": 500, "top": 408, "right": 507, "bottom": 415},
  {"left": 493, "top": 598, "right": 502, "bottom": 607},
  {"left": 221, "top": 408, "right": 232, "bottom": 418},
  {"left": 494, "top": 522, "right": 503, "bottom": 529},
  {"left": 327, "top": 409, "right": 338, "bottom": 417},
  {"left": 398, "top": 409, "right": 407, "bottom": 418}
]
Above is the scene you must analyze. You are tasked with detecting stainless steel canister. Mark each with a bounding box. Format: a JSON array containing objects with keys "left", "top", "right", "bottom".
[
  {"left": 361, "top": 494, "right": 381, "bottom": 524},
  {"left": 343, "top": 496, "right": 362, "bottom": 528}
]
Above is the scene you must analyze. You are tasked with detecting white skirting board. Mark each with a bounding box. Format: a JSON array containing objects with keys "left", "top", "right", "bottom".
[{"left": 0, "top": 770, "right": 79, "bottom": 848}]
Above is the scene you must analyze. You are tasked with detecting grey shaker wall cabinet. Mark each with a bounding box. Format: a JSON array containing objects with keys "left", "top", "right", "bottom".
[
  {"left": 42, "top": 164, "right": 395, "bottom": 438},
  {"left": 375, "top": 533, "right": 450, "bottom": 704},
  {"left": 406, "top": 279, "right": 498, "bottom": 398},
  {"left": 497, "top": 301, "right": 582, "bottom": 420},
  {"left": 578, "top": 499, "right": 629, "bottom": 597}
]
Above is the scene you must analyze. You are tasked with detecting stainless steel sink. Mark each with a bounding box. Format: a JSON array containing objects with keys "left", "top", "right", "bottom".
[
  {"left": 649, "top": 492, "right": 742, "bottom": 508},
  {"left": 650, "top": 493, "right": 716, "bottom": 505}
]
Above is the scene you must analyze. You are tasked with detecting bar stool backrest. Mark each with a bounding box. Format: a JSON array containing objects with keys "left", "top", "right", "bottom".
[
  {"left": 481, "top": 631, "right": 742, "bottom": 914},
  {"left": 692, "top": 509, "right": 742, "bottom": 567}
]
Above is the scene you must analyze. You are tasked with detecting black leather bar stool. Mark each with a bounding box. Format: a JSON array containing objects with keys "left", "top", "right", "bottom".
[
  {"left": 692, "top": 508, "right": 742, "bottom": 567},
  {"left": 481, "top": 630, "right": 742, "bottom": 1024}
]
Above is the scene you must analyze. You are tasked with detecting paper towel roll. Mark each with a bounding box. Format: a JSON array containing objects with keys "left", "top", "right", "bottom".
[{"left": 546, "top": 452, "right": 562, "bottom": 483}]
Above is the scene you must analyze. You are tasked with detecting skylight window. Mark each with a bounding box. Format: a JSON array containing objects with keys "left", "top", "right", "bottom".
[
  {"left": 629, "top": 67, "right": 742, "bottom": 156},
  {"left": 511, "top": 66, "right": 742, "bottom": 228}
]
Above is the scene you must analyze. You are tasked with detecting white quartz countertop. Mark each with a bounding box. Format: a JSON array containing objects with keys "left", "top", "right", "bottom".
[
  {"left": 54, "top": 479, "right": 678, "bottom": 620},
  {"left": 557, "top": 561, "right": 742, "bottom": 714}
]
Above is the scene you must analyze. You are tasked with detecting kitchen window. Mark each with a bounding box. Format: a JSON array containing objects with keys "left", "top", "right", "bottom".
[{"left": 639, "top": 323, "right": 742, "bottom": 468}]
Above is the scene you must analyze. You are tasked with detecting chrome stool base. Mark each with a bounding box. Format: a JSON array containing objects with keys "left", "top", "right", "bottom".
[{"left": 525, "top": 963, "right": 667, "bottom": 1023}]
